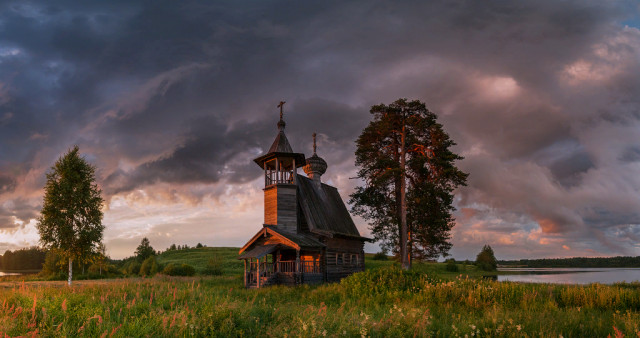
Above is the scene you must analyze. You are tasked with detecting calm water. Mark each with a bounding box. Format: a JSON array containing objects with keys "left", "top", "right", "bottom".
[
  {"left": 0, "top": 271, "right": 21, "bottom": 276},
  {"left": 498, "top": 267, "right": 640, "bottom": 284}
]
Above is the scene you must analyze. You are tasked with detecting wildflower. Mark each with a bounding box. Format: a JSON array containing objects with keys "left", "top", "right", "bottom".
[
  {"left": 61, "top": 299, "right": 67, "bottom": 312},
  {"left": 516, "top": 324, "right": 521, "bottom": 331},
  {"left": 470, "top": 325, "right": 476, "bottom": 330}
]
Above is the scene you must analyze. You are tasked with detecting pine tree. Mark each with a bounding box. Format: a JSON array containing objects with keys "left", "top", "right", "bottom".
[
  {"left": 350, "top": 99, "right": 468, "bottom": 268},
  {"left": 135, "top": 237, "right": 155, "bottom": 261}
]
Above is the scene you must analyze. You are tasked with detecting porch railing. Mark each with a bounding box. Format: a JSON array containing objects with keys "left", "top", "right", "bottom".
[
  {"left": 247, "top": 260, "right": 323, "bottom": 285},
  {"left": 277, "top": 260, "right": 321, "bottom": 274}
]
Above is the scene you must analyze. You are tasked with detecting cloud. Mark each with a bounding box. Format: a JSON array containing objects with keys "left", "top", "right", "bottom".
[{"left": 1, "top": 0, "right": 639, "bottom": 259}]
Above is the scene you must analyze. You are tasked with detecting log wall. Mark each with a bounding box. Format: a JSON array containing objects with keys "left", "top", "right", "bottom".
[{"left": 264, "top": 185, "right": 297, "bottom": 231}]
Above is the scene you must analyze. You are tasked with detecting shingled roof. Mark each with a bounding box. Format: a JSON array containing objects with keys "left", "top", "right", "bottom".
[
  {"left": 297, "top": 175, "right": 369, "bottom": 239},
  {"left": 268, "top": 131, "right": 293, "bottom": 153}
]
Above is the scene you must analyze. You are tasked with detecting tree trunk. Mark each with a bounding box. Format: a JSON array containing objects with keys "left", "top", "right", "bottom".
[
  {"left": 393, "top": 137, "right": 402, "bottom": 258},
  {"left": 68, "top": 258, "right": 73, "bottom": 287},
  {"left": 400, "top": 123, "right": 410, "bottom": 270}
]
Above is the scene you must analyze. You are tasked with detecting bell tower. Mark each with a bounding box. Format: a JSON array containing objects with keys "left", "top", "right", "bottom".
[{"left": 253, "top": 102, "right": 305, "bottom": 232}]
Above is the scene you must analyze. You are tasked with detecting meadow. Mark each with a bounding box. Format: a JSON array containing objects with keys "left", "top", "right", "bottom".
[{"left": 1, "top": 248, "right": 639, "bottom": 337}]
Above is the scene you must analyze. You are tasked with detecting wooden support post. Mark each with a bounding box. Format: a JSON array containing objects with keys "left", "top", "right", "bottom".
[
  {"left": 292, "top": 158, "right": 296, "bottom": 184},
  {"left": 275, "top": 158, "right": 280, "bottom": 183},
  {"left": 257, "top": 257, "right": 261, "bottom": 288},
  {"left": 244, "top": 259, "right": 247, "bottom": 287},
  {"left": 296, "top": 250, "right": 301, "bottom": 284}
]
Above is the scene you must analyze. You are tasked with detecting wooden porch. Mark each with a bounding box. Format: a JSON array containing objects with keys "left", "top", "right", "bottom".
[{"left": 244, "top": 259, "right": 322, "bottom": 288}]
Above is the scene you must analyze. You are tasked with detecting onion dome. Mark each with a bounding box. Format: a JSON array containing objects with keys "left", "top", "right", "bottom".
[{"left": 303, "top": 133, "right": 327, "bottom": 183}]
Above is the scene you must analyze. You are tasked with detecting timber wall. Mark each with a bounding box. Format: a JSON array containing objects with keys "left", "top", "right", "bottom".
[{"left": 264, "top": 185, "right": 297, "bottom": 231}]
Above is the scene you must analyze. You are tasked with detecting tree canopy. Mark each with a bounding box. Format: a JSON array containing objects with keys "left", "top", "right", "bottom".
[
  {"left": 36, "top": 146, "right": 104, "bottom": 285},
  {"left": 135, "top": 237, "right": 156, "bottom": 261},
  {"left": 476, "top": 245, "right": 498, "bottom": 271},
  {"left": 350, "top": 99, "right": 468, "bottom": 267}
]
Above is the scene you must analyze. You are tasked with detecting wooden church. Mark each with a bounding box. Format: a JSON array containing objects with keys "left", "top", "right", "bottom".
[{"left": 239, "top": 104, "right": 370, "bottom": 288}]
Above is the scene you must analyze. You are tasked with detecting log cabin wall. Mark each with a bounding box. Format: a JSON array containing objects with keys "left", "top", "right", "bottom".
[
  {"left": 324, "top": 237, "right": 365, "bottom": 282},
  {"left": 264, "top": 184, "right": 297, "bottom": 231}
]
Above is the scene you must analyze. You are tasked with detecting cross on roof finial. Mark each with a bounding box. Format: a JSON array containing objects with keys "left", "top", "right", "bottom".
[
  {"left": 313, "top": 132, "right": 317, "bottom": 154},
  {"left": 277, "top": 101, "right": 286, "bottom": 120}
]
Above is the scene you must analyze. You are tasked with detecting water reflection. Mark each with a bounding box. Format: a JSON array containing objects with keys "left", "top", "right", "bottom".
[
  {"left": 0, "top": 271, "right": 21, "bottom": 276},
  {"left": 497, "top": 268, "right": 640, "bottom": 284}
]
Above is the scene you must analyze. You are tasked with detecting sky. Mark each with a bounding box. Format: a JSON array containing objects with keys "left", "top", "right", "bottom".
[{"left": 1, "top": 0, "right": 640, "bottom": 260}]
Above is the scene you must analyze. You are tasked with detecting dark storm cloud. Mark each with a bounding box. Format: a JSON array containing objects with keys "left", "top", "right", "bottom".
[
  {"left": 1, "top": 0, "right": 639, "bottom": 257},
  {"left": 0, "top": 198, "right": 39, "bottom": 229}
]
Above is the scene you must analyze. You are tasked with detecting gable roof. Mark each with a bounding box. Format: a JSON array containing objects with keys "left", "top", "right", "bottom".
[
  {"left": 297, "top": 175, "right": 369, "bottom": 240},
  {"left": 238, "top": 225, "right": 324, "bottom": 255}
]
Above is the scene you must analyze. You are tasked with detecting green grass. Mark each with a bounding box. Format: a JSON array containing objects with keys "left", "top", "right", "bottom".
[
  {"left": 1, "top": 248, "right": 639, "bottom": 336},
  {"left": 156, "top": 247, "right": 243, "bottom": 275}
]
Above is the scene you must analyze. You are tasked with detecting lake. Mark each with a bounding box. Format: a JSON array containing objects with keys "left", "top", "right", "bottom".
[
  {"left": 498, "top": 267, "right": 640, "bottom": 284},
  {"left": 0, "top": 271, "right": 21, "bottom": 276}
]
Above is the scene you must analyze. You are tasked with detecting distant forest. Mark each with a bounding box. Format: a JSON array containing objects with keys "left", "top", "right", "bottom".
[
  {"left": 499, "top": 256, "right": 640, "bottom": 268},
  {"left": 0, "top": 247, "right": 47, "bottom": 271},
  {"left": 0, "top": 242, "right": 203, "bottom": 272}
]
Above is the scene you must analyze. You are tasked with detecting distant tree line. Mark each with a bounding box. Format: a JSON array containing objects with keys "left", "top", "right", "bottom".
[
  {"left": 499, "top": 256, "right": 640, "bottom": 268},
  {"left": 0, "top": 247, "right": 47, "bottom": 271}
]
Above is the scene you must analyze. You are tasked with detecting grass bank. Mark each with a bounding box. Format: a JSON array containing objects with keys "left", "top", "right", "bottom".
[
  {"left": 1, "top": 248, "right": 638, "bottom": 336},
  {"left": 1, "top": 266, "right": 640, "bottom": 336}
]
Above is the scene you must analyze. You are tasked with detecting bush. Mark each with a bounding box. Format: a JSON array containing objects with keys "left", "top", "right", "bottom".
[
  {"left": 39, "top": 250, "right": 64, "bottom": 277},
  {"left": 124, "top": 261, "right": 142, "bottom": 275},
  {"left": 202, "top": 256, "right": 223, "bottom": 276},
  {"left": 140, "top": 256, "right": 159, "bottom": 276},
  {"left": 372, "top": 251, "right": 389, "bottom": 261},
  {"left": 445, "top": 259, "right": 459, "bottom": 272},
  {"left": 163, "top": 263, "right": 196, "bottom": 276}
]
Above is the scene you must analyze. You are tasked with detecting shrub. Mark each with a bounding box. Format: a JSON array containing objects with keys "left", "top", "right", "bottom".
[
  {"left": 140, "top": 256, "right": 159, "bottom": 276},
  {"left": 372, "top": 251, "right": 389, "bottom": 261},
  {"left": 202, "top": 256, "right": 223, "bottom": 276},
  {"left": 163, "top": 263, "right": 196, "bottom": 276},
  {"left": 124, "top": 261, "right": 142, "bottom": 275},
  {"left": 445, "top": 259, "right": 459, "bottom": 272}
]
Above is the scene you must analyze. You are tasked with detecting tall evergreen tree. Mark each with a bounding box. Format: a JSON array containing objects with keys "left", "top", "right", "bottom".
[
  {"left": 135, "top": 237, "right": 155, "bottom": 261},
  {"left": 37, "top": 146, "right": 104, "bottom": 286},
  {"left": 475, "top": 245, "right": 498, "bottom": 271},
  {"left": 350, "top": 99, "right": 468, "bottom": 269}
]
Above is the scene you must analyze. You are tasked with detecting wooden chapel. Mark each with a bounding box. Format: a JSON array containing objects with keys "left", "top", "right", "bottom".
[{"left": 238, "top": 103, "right": 370, "bottom": 288}]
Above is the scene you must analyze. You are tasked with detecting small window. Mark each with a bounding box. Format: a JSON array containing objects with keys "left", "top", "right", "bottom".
[
  {"left": 351, "top": 254, "right": 358, "bottom": 266},
  {"left": 337, "top": 253, "right": 343, "bottom": 265}
]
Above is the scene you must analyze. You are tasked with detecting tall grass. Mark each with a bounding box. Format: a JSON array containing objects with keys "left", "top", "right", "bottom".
[{"left": 1, "top": 266, "right": 639, "bottom": 336}]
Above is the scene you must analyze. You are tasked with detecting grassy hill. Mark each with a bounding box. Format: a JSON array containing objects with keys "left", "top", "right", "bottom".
[
  {"left": 156, "top": 247, "right": 244, "bottom": 275},
  {"left": 154, "top": 247, "right": 487, "bottom": 279}
]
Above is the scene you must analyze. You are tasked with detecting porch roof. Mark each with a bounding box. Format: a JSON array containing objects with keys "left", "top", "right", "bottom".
[
  {"left": 238, "top": 244, "right": 278, "bottom": 260},
  {"left": 238, "top": 226, "right": 325, "bottom": 256}
]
